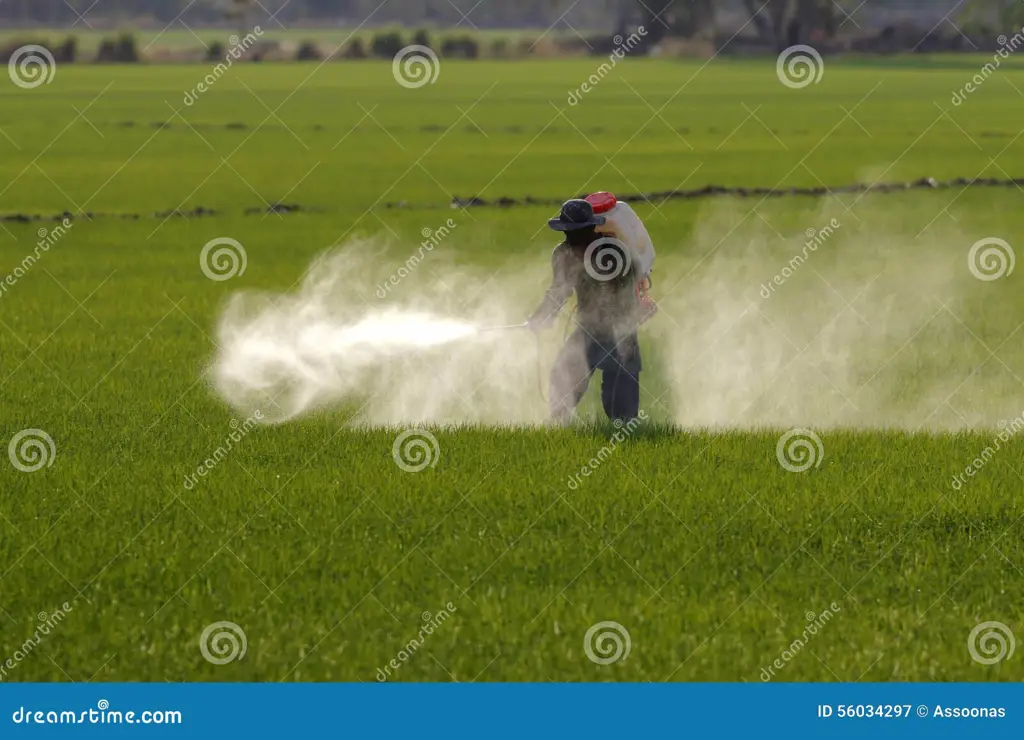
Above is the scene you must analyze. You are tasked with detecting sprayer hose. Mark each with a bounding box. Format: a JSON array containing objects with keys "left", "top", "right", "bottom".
[
  {"left": 536, "top": 332, "right": 546, "bottom": 404},
  {"left": 535, "top": 302, "right": 579, "bottom": 406}
]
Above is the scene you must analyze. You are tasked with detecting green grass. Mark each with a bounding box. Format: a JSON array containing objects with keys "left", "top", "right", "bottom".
[{"left": 2, "top": 58, "right": 1024, "bottom": 682}]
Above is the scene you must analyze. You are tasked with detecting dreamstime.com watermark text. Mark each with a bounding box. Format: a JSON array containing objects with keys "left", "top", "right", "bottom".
[
  {"left": 567, "top": 28, "right": 647, "bottom": 106},
  {"left": 183, "top": 28, "right": 264, "bottom": 106},
  {"left": 376, "top": 219, "right": 456, "bottom": 298},
  {"left": 950, "top": 410, "right": 1024, "bottom": 490},
  {"left": 760, "top": 601, "right": 841, "bottom": 680},
  {"left": 0, "top": 220, "right": 72, "bottom": 300},
  {"left": 566, "top": 412, "right": 648, "bottom": 490},
  {"left": 951, "top": 26, "right": 1024, "bottom": 106},
  {"left": 184, "top": 411, "right": 263, "bottom": 489},
  {"left": 0, "top": 602, "right": 74, "bottom": 681},
  {"left": 376, "top": 602, "right": 457, "bottom": 681},
  {"left": 760, "top": 218, "right": 840, "bottom": 298},
  {"left": 11, "top": 700, "right": 181, "bottom": 725}
]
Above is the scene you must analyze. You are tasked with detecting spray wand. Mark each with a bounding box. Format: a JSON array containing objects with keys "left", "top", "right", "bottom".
[{"left": 475, "top": 323, "right": 530, "bottom": 333}]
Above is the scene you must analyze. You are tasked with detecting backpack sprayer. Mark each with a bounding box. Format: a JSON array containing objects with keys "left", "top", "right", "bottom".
[{"left": 586, "top": 191, "right": 658, "bottom": 323}]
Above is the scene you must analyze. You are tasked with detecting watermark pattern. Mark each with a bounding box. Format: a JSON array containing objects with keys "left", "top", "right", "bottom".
[
  {"left": 183, "top": 28, "right": 264, "bottom": 106},
  {"left": 199, "top": 621, "right": 247, "bottom": 665},
  {"left": 584, "top": 237, "right": 632, "bottom": 282},
  {"left": 584, "top": 621, "right": 631, "bottom": 665},
  {"left": 200, "top": 237, "right": 248, "bottom": 281},
  {"left": 760, "top": 602, "right": 841, "bottom": 680},
  {"left": 950, "top": 411, "right": 1024, "bottom": 490},
  {"left": 967, "top": 621, "right": 1015, "bottom": 665},
  {"left": 8, "top": 429, "right": 56, "bottom": 473},
  {"left": 776, "top": 44, "right": 824, "bottom": 89},
  {"left": 776, "top": 428, "right": 824, "bottom": 473},
  {"left": 392, "top": 428, "right": 440, "bottom": 472},
  {"left": 0, "top": 602, "right": 74, "bottom": 681},
  {"left": 567, "top": 412, "right": 648, "bottom": 490},
  {"left": 376, "top": 602, "right": 457, "bottom": 681},
  {"left": 760, "top": 218, "right": 840, "bottom": 298},
  {"left": 968, "top": 237, "right": 1014, "bottom": 281},
  {"left": 8, "top": 45, "right": 56, "bottom": 89},
  {"left": 0, "top": 220, "right": 73, "bottom": 300},
  {"left": 392, "top": 45, "right": 440, "bottom": 89},
  {"left": 951, "top": 26, "right": 1024, "bottom": 106},
  {"left": 183, "top": 411, "right": 263, "bottom": 489},
  {"left": 567, "top": 27, "right": 647, "bottom": 106},
  {"left": 376, "top": 218, "right": 456, "bottom": 298}
]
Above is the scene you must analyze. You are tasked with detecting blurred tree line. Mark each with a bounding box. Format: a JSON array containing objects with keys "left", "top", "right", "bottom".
[
  {"left": 0, "top": 0, "right": 1014, "bottom": 50},
  {"left": 4, "top": 0, "right": 618, "bottom": 26}
]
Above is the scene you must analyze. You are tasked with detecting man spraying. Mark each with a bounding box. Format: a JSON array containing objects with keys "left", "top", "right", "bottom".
[{"left": 526, "top": 192, "right": 656, "bottom": 424}]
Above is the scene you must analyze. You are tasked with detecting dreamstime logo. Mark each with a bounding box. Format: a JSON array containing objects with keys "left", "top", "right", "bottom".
[
  {"left": 968, "top": 621, "right": 1015, "bottom": 665},
  {"left": 183, "top": 411, "right": 264, "bottom": 490},
  {"left": 583, "top": 621, "right": 631, "bottom": 665},
  {"left": 950, "top": 410, "right": 1024, "bottom": 490},
  {"left": 376, "top": 218, "right": 457, "bottom": 298},
  {"left": 968, "top": 237, "right": 1014, "bottom": 281},
  {"left": 376, "top": 601, "right": 457, "bottom": 681},
  {"left": 760, "top": 218, "right": 840, "bottom": 298},
  {"left": 8, "top": 429, "right": 56, "bottom": 473},
  {"left": 776, "top": 428, "right": 824, "bottom": 472},
  {"left": 584, "top": 237, "right": 631, "bottom": 282},
  {"left": 183, "top": 27, "right": 263, "bottom": 106},
  {"left": 199, "top": 621, "right": 247, "bottom": 665},
  {"left": 0, "top": 219, "right": 73, "bottom": 300},
  {"left": 566, "top": 412, "right": 648, "bottom": 490},
  {"left": 760, "top": 602, "right": 841, "bottom": 681},
  {"left": 776, "top": 45, "right": 824, "bottom": 89},
  {"left": 567, "top": 26, "right": 647, "bottom": 105},
  {"left": 0, "top": 601, "right": 74, "bottom": 682},
  {"left": 951, "top": 26, "right": 1024, "bottom": 106},
  {"left": 392, "top": 428, "right": 440, "bottom": 472},
  {"left": 200, "top": 237, "right": 247, "bottom": 281},
  {"left": 8, "top": 45, "right": 56, "bottom": 89},
  {"left": 392, "top": 45, "right": 440, "bottom": 89}
]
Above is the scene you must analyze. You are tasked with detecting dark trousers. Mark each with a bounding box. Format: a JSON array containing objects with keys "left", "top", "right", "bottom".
[{"left": 549, "top": 329, "right": 641, "bottom": 423}]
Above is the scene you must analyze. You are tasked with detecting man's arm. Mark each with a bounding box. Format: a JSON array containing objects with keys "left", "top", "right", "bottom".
[{"left": 527, "top": 244, "right": 573, "bottom": 330}]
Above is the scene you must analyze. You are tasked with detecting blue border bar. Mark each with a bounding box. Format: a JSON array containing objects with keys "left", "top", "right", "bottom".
[{"left": 2, "top": 683, "right": 1020, "bottom": 737}]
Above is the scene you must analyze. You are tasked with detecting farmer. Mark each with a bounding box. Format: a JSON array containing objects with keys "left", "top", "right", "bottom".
[{"left": 526, "top": 197, "right": 648, "bottom": 424}]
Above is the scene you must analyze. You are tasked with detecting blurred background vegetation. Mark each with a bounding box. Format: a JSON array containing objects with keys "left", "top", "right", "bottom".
[{"left": 1, "top": 0, "right": 1023, "bottom": 62}]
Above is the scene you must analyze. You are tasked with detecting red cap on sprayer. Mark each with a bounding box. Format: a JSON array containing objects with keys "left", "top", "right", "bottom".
[{"left": 585, "top": 191, "right": 617, "bottom": 214}]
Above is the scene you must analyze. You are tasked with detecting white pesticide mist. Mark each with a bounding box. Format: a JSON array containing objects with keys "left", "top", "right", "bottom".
[
  {"left": 212, "top": 240, "right": 554, "bottom": 425},
  {"left": 211, "top": 202, "right": 1019, "bottom": 430},
  {"left": 647, "top": 198, "right": 1019, "bottom": 431}
]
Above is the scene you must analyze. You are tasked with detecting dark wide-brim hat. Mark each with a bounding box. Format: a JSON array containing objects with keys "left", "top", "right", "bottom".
[{"left": 548, "top": 198, "right": 607, "bottom": 232}]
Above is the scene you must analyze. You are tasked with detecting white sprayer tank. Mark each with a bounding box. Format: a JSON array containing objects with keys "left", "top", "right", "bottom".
[{"left": 585, "top": 192, "right": 655, "bottom": 279}]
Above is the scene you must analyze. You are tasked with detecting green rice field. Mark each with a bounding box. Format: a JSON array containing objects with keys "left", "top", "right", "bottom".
[{"left": 1, "top": 55, "right": 1023, "bottom": 681}]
